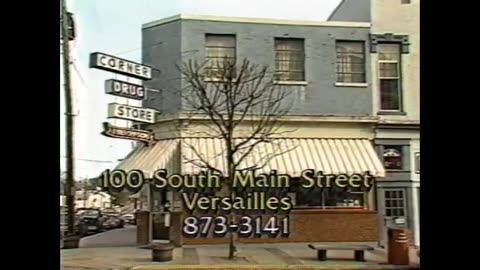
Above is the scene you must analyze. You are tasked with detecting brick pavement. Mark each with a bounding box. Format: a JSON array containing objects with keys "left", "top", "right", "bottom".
[
  {"left": 130, "top": 267, "right": 417, "bottom": 270},
  {"left": 61, "top": 243, "right": 420, "bottom": 270}
]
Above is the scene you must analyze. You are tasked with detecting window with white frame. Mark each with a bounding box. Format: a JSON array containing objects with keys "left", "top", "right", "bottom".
[
  {"left": 205, "top": 34, "right": 236, "bottom": 79},
  {"left": 378, "top": 43, "right": 402, "bottom": 111},
  {"left": 336, "top": 41, "right": 366, "bottom": 83},
  {"left": 384, "top": 190, "right": 406, "bottom": 218},
  {"left": 274, "top": 38, "right": 305, "bottom": 81}
]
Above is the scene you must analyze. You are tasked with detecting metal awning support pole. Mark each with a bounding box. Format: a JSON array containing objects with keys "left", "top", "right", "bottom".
[{"left": 148, "top": 182, "right": 153, "bottom": 243}]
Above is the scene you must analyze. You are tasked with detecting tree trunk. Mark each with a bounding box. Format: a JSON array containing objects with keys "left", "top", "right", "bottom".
[
  {"left": 228, "top": 188, "right": 236, "bottom": 260},
  {"left": 226, "top": 134, "right": 236, "bottom": 260}
]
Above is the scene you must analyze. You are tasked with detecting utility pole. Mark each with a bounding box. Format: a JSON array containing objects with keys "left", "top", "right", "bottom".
[{"left": 60, "top": 0, "right": 77, "bottom": 244}]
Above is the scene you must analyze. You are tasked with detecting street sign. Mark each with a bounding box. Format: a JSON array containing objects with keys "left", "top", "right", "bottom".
[
  {"left": 105, "top": 79, "right": 145, "bottom": 100},
  {"left": 89, "top": 52, "right": 153, "bottom": 80},
  {"left": 107, "top": 103, "right": 157, "bottom": 124},
  {"left": 102, "top": 122, "right": 156, "bottom": 144}
]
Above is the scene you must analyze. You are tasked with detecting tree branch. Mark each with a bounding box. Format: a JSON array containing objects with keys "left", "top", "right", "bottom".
[
  {"left": 182, "top": 140, "right": 224, "bottom": 176},
  {"left": 179, "top": 57, "right": 296, "bottom": 179}
]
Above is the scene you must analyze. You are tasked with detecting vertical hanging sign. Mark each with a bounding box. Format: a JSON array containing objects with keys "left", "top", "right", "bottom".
[{"left": 89, "top": 51, "right": 159, "bottom": 145}]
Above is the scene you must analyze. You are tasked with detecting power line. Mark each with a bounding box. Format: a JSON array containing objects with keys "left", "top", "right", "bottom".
[
  {"left": 113, "top": 42, "right": 199, "bottom": 58},
  {"left": 72, "top": 61, "right": 88, "bottom": 89},
  {"left": 92, "top": 2, "right": 104, "bottom": 34},
  {"left": 113, "top": 40, "right": 164, "bottom": 56},
  {"left": 60, "top": 156, "right": 117, "bottom": 163}
]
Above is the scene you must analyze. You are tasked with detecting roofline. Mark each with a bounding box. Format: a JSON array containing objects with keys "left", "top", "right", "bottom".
[
  {"left": 327, "top": 0, "right": 347, "bottom": 21},
  {"left": 154, "top": 113, "right": 380, "bottom": 124},
  {"left": 142, "top": 14, "right": 371, "bottom": 29}
]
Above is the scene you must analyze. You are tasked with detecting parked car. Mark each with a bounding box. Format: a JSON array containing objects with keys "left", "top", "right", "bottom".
[
  {"left": 102, "top": 213, "right": 124, "bottom": 229},
  {"left": 102, "top": 208, "right": 118, "bottom": 215},
  {"left": 121, "top": 214, "right": 135, "bottom": 225},
  {"left": 75, "top": 208, "right": 106, "bottom": 236},
  {"left": 102, "top": 216, "right": 116, "bottom": 230}
]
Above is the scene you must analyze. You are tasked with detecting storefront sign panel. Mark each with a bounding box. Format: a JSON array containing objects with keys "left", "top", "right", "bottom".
[
  {"left": 107, "top": 103, "right": 157, "bottom": 124},
  {"left": 89, "top": 52, "right": 152, "bottom": 80},
  {"left": 101, "top": 122, "right": 155, "bottom": 144},
  {"left": 105, "top": 79, "right": 145, "bottom": 100}
]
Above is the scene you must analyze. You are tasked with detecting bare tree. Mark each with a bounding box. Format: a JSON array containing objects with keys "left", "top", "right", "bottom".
[{"left": 179, "top": 57, "right": 295, "bottom": 259}]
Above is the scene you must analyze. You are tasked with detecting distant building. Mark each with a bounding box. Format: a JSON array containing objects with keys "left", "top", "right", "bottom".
[
  {"left": 72, "top": 189, "right": 113, "bottom": 209},
  {"left": 329, "top": 0, "right": 420, "bottom": 248},
  {"left": 86, "top": 190, "right": 112, "bottom": 209}
]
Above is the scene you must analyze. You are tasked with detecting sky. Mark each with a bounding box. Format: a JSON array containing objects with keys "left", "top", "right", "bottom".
[{"left": 60, "top": 0, "right": 342, "bottom": 180}]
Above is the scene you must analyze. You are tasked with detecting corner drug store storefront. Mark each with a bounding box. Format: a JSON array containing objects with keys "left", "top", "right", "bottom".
[{"left": 115, "top": 136, "right": 385, "bottom": 246}]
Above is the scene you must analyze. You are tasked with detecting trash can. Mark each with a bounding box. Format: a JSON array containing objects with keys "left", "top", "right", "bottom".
[
  {"left": 151, "top": 243, "right": 174, "bottom": 262},
  {"left": 387, "top": 227, "right": 410, "bottom": 265}
]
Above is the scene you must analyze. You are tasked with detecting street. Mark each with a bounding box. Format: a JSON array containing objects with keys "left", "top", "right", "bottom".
[{"left": 79, "top": 225, "right": 137, "bottom": 248}]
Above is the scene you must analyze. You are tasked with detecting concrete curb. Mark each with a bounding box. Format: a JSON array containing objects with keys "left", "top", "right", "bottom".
[{"left": 129, "top": 265, "right": 418, "bottom": 270}]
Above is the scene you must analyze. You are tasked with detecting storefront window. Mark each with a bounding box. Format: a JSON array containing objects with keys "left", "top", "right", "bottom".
[
  {"left": 295, "top": 188, "right": 323, "bottom": 207},
  {"left": 383, "top": 146, "right": 403, "bottom": 170},
  {"left": 323, "top": 187, "right": 365, "bottom": 208},
  {"left": 294, "top": 185, "right": 366, "bottom": 209},
  {"left": 186, "top": 177, "right": 368, "bottom": 212}
]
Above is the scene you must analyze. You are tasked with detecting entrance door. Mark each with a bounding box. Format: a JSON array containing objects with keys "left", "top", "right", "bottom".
[{"left": 378, "top": 188, "right": 408, "bottom": 247}]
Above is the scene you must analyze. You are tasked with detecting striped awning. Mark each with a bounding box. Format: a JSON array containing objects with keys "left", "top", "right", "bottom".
[
  {"left": 181, "top": 138, "right": 385, "bottom": 177},
  {"left": 115, "top": 139, "right": 179, "bottom": 177},
  {"left": 116, "top": 138, "right": 385, "bottom": 178},
  {"left": 128, "top": 193, "right": 141, "bottom": 199}
]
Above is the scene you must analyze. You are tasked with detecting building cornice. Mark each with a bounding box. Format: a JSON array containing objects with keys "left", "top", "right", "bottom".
[
  {"left": 376, "top": 120, "right": 420, "bottom": 130},
  {"left": 142, "top": 14, "right": 371, "bottom": 29},
  {"left": 154, "top": 113, "right": 380, "bottom": 124}
]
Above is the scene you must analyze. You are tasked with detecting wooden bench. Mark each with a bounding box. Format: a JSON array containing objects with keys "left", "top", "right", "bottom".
[{"left": 308, "top": 244, "right": 374, "bottom": 262}]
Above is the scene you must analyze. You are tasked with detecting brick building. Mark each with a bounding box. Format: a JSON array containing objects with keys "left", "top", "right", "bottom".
[{"left": 117, "top": 14, "right": 390, "bottom": 246}]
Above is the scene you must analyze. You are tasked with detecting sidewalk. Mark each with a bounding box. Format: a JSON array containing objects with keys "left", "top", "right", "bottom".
[{"left": 61, "top": 243, "right": 420, "bottom": 270}]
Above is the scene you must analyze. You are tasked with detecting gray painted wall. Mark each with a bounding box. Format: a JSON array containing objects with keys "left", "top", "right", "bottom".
[
  {"left": 142, "top": 21, "right": 182, "bottom": 114},
  {"left": 328, "top": 0, "right": 371, "bottom": 22},
  {"left": 142, "top": 19, "right": 373, "bottom": 116}
]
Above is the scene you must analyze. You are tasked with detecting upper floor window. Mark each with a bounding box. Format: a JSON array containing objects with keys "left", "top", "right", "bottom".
[
  {"left": 378, "top": 43, "right": 402, "bottom": 111},
  {"left": 274, "top": 38, "right": 305, "bottom": 81},
  {"left": 383, "top": 146, "right": 403, "bottom": 170},
  {"left": 336, "top": 41, "right": 366, "bottom": 83},
  {"left": 401, "top": 0, "right": 411, "bottom": 4},
  {"left": 205, "top": 34, "right": 236, "bottom": 79}
]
